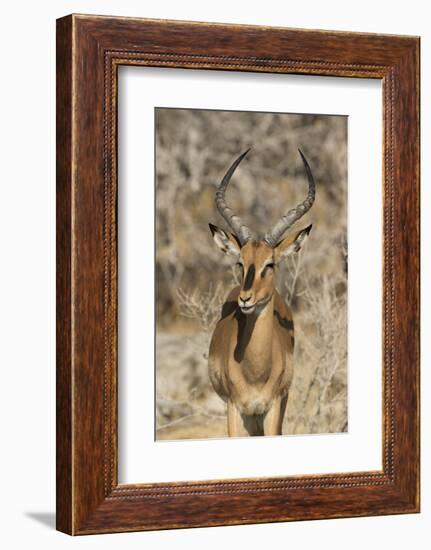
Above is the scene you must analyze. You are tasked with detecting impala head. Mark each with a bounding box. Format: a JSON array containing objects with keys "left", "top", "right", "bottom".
[{"left": 209, "top": 148, "right": 315, "bottom": 315}]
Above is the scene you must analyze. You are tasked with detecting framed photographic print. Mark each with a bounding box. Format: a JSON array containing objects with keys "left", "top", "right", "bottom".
[{"left": 56, "top": 14, "right": 420, "bottom": 534}]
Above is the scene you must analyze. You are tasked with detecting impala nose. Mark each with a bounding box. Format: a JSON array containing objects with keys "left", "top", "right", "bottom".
[{"left": 239, "top": 294, "right": 254, "bottom": 310}]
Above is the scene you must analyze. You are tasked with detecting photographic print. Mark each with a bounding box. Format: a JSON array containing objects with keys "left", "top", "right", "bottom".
[{"left": 155, "top": 107, "right": 347, "bottom": 440}]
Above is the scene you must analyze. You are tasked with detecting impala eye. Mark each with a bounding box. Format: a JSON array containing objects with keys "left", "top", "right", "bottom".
[{"left": 262, "top": 263, "right": 274, "bottom": 277}]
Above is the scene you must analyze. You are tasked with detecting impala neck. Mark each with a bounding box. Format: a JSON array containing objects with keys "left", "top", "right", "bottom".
[{"left": 234, "top": 294, "right": 275, "bottom": 376}]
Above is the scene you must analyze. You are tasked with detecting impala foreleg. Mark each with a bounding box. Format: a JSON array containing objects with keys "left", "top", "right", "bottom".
[
  {"left": 263, "top": 394, "right": 288, "bottom": 436},
  {"left": 227, "top": 400, "right": 248, "bottom": 437}
]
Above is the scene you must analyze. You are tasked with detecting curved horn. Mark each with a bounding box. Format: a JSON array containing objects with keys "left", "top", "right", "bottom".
[
  {"left": 264, "top": 148, "right": 316, "bottom": 247},
  {"left": 215, "top": 149, "right": 253, "bottom": 245}
]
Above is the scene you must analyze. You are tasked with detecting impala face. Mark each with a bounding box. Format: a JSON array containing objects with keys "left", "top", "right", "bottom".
[
  {"left": 236, "top": 240, "right": 274, "bottom": 314},
  {"left": 209, "top": 224, "right": 312, "bottom": 315}
]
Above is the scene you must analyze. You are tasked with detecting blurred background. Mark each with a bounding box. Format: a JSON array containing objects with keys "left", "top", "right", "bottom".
[{"left": 155, "top": 107, "right": 347, "bottom": 440}]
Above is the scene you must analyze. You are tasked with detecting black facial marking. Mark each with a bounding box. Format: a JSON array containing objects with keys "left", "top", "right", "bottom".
[{"left": 243, "top": 264, "right": 255, "bottom": 291}]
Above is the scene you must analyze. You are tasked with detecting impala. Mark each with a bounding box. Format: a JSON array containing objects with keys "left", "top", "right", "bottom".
[{"left": 208, "top": 148, "right": 315, "bottom": 437}]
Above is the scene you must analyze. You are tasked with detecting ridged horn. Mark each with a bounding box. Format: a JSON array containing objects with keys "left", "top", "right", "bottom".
[
  {"left": 264, "top": 149, "right": 316, "bottom": 247},
  {"left": 215, "top": 149, "right": 253, "bottom": 245}
]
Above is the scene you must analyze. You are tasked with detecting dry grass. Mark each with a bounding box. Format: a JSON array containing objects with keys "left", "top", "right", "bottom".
[{"left": 155, "top": 108, "right": 347, "bottom": 440}]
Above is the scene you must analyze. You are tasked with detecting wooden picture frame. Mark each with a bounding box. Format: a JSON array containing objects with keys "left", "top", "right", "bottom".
[{"left": 56, "top": 14, "right": 420, "bottom": 535}]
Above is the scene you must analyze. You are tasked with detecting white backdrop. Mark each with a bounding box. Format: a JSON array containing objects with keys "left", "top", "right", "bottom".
[{"left": 0, "top": 1, "right": 428, "bottom": 549}]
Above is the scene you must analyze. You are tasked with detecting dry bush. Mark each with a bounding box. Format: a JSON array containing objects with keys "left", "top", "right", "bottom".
[
  {"left": 154, "top": 107, "right": 347, "bottom": 440},
  {"left": 156, "top": 286, "right": 229, "bottom": 439},
  {"left": 282, "top": 257, "right": 347, "bottom": 434}
]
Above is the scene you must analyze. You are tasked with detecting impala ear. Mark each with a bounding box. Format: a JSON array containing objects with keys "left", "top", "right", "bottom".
[
  {"left": 209, "top": 223, "right": 241, "bottom": 257},
  {"left": 274, "top": 224, "right": 312, "bottom": 262}
]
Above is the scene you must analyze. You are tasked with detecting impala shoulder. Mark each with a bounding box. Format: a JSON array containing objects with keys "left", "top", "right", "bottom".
[
  {"left": 219, "top": 286, "right": 240, "bottom": 320},
  {"left": 208, "top": 353, "right": 229, "bottom": 402},
  {"left": 273, "top": 292, "right": 294, "bottom": 332},
  {"left": 226, "top": 286, "right": 241, "bottom": 302}
]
